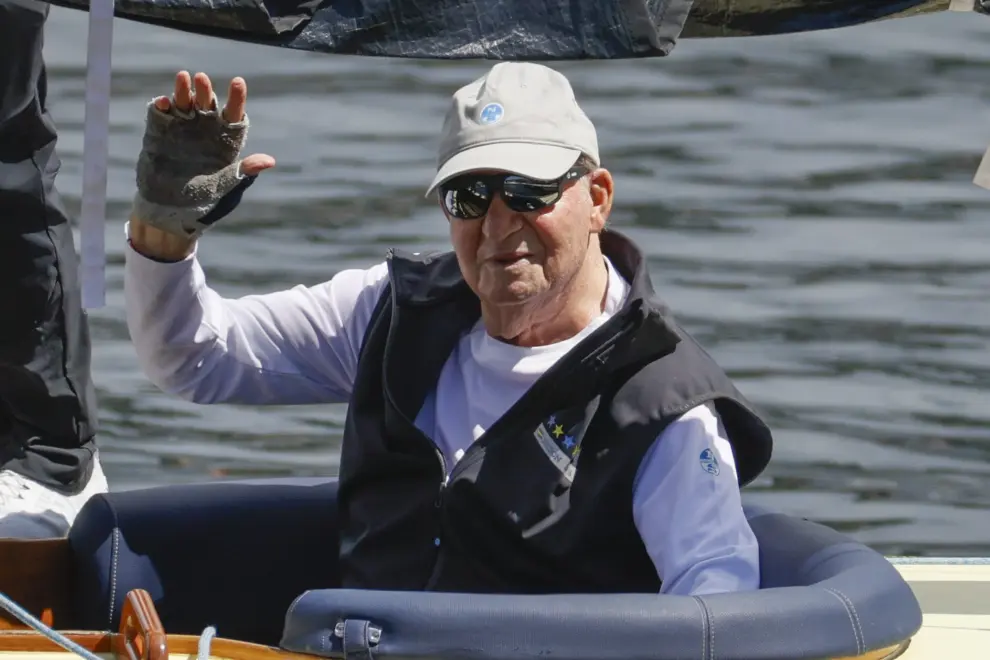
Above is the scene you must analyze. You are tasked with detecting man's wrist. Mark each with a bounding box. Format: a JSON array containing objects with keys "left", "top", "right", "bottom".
[{"left": 128, "top": 216, "right": 196, "bottom": 262}]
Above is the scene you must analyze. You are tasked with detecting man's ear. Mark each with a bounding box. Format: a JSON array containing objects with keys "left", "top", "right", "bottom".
[{"left": 589, "top": 168, "right": 614, "bottom": 233}]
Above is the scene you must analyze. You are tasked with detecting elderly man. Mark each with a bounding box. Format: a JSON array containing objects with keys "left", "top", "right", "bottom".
[
  {"left": 124, "top": 62, "right": 773, "bottom": 596},
  {"left": 0, "top": 0, "right": 108, "bottom": 538}
]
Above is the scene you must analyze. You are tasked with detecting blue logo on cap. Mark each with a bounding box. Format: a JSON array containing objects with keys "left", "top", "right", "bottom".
[{"left": 479, "top": 103, "right": 504, "bottom": 125}]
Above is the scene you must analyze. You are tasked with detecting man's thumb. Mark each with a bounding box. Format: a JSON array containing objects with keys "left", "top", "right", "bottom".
[{"left": 240, "top": 153, "right": 276, "bottom": 177}]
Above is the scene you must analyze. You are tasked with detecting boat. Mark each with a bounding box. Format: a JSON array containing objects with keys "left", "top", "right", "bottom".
[
  {"left": 2, "top": 2, "right": 984, "bottom": 658},
  {"left": 0, "top": 477, "right": 987, "bottom": 659}
]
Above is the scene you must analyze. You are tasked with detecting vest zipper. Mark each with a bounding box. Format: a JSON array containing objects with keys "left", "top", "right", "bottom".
[
  {"left": 424, "top": 444, "right": 448, "bottom": 590},
  {"left": 381, "top": 378, "right": 450, "bottom": 582},
  {"left": 434, "top": 446, "right": 448, "bottom": 507},
  {"left": 378, "top": 263, "right": 452, "bottom": 588},
  {"left": 381, "top": 251, "right": 450, "bottom": 505}
]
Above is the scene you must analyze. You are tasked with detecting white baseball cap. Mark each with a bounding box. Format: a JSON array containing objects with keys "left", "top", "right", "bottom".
[{"left": 425, "top": 62, "right": 600, "bottom": 197}]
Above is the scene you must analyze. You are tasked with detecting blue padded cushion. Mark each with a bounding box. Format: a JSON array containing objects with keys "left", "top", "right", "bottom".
[
  {"left": 280, "top": 505, "right": 923, "bottom": 660},
  {"left": 67, "top": 477, "right": 339, "bottom": 646}
]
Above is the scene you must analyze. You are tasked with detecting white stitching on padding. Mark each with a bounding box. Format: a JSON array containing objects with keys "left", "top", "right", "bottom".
[
  {"left": 691, "top": 596, "right": 708, "bottom": 659},
  {"left": 830, "top": 588, "right": 865, "bottom": 653},
  {"left": 284, "top": 592, "right": 306, "bottom": 622},
  {"left": 108, "top": 527, "right": 120, "bottom": 626},
  {"left": 824, "top": 587, "right": 864, "bottom": 655},
  {"left": 710, "top": 600, "right": 716, "bottom": 660}
]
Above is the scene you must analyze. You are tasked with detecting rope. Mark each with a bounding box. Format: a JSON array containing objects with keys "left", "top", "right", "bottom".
[
  {"left": 0, "top": 590, "right": 103, "bottom": 660},
  {"left": 0, "top": 590, "right": 217, "bottom": 660},
  {"left": 198, "top": 625, "right": 217, "bottom": 660}
]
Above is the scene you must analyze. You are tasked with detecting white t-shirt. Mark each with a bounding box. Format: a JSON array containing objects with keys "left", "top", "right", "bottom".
[{"left": 123, "top": 229, "right": 760, "bottom": 596}]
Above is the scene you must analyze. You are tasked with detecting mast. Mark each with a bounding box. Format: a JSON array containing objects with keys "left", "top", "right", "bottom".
[{"left": 80, "top": 0, "right": 114, "bottom": 308}]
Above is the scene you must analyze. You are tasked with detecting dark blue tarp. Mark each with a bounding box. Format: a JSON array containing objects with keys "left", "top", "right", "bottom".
[
  {"left": 683, "top": 0, "right": 982, "bottom": 38},
  {"left": 45, "top": 0, "right": 986, "bottom": 60}
]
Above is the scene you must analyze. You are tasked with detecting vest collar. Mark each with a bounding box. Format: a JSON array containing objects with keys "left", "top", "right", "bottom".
[{"left": 384, "top": 229, "right": 682, "bottom": 376}]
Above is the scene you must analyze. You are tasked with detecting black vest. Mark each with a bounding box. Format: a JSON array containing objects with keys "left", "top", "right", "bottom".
[{"left": 337, "top": 230, "right": 772, "bottom": 594}]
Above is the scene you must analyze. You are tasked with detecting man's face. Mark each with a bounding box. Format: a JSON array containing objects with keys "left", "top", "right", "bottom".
[{"left": 444, "top": 167, "right": 612, "bottom": 310}]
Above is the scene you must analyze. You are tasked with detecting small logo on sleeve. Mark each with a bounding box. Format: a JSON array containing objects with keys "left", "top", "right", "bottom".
[{"left": 699, "top": 448, "right": 720, "bottom": 476}]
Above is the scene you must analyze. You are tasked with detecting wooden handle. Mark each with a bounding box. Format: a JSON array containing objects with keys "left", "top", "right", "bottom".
[{"left": 115, "top": 589, "right": 168, "bottom": 660}]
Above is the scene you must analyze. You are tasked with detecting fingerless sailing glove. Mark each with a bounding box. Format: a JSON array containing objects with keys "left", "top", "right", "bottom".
[{"left": 132, "top": 96, "right": 257, "bottom": 239}]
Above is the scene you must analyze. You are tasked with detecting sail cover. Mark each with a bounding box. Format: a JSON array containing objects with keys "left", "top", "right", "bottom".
[{"left": 47, "top": 0, "right": 986, "bottom": 61}]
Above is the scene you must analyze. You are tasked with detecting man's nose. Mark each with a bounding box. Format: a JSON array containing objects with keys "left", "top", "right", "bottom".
[{"left": 481, "top": 195, "right": 523, "bottom": 241}]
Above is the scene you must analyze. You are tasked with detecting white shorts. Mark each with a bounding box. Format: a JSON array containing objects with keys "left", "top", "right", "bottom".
[{"left": 0, "top": 453, "right": 109, "bottom": 539}]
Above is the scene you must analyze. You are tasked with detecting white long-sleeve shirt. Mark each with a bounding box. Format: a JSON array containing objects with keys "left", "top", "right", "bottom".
[{"left": 123, "top": 231, "right": 760, "bottom": 596}]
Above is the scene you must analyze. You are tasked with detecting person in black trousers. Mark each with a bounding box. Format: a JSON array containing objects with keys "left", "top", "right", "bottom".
[{"left": 0, "top": 0, "right": 108, "bottom": 538}]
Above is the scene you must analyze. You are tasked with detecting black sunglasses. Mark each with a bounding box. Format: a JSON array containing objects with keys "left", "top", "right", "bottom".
[{"left": 439, "top": 165, "right": 590, "bottom": 220}]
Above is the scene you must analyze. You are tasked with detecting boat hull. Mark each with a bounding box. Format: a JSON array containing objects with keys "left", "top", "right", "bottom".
[
  {"left": 1, "top": 478, "right": 983, "bottom": 659},
  {"left": 0, "top": 561, "right": 987, "bottom": 660}
]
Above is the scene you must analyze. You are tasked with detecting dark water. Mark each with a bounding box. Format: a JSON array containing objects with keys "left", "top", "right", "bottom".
[{"left": 42, "top": 8, "right": 990, "bottom": 556}]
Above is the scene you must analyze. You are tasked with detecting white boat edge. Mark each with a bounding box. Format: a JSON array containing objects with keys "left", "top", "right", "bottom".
[{"left": 888, "top": 556, "right": 990, "bottom": 659}]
